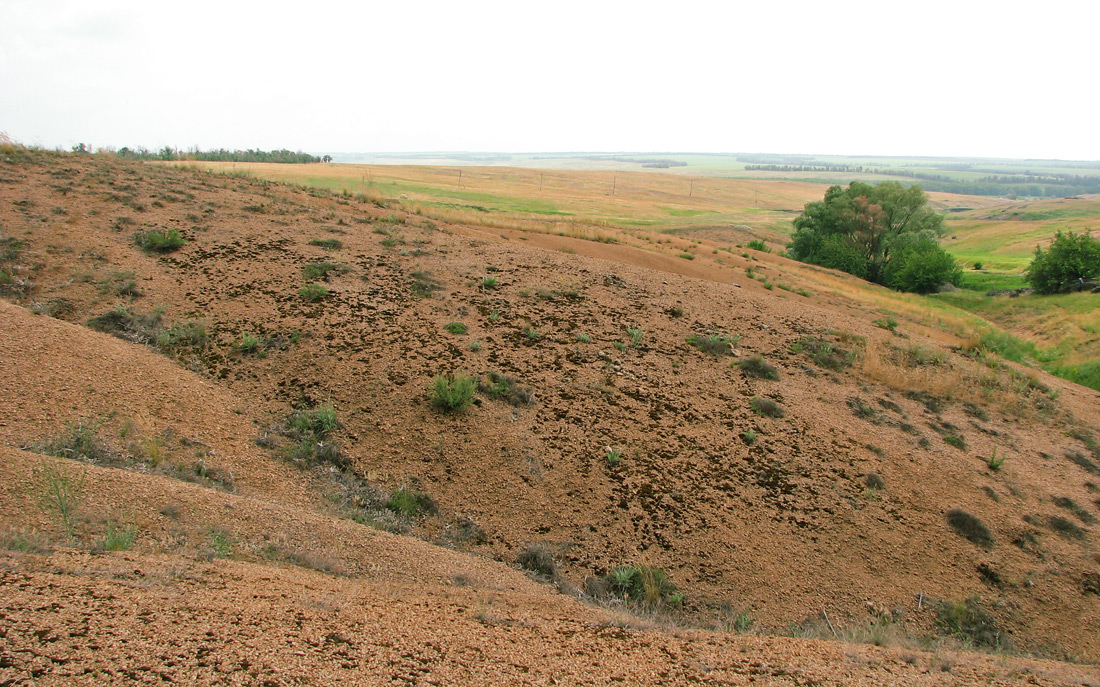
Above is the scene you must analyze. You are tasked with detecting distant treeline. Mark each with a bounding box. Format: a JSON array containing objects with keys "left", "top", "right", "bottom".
[
  {"left": 745, "top": 164, "right": 868, "bottom": 173},
  {"left": 110, "top": 146, "right": 329, "bottom": 164},
  {"left": 744, "top": 161, "right": 1100, "bottom": 198},
  {"left": 582, "top": 156, "right": 688, "bottom": 168}
]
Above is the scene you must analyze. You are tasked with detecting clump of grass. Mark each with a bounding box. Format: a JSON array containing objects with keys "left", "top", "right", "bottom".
[
  {"left": 479, "top": 371, "right": 534, "bottom": 406},
  {"left": 431, "top": 374, "right": 476, "bottom": 412},
  {"left": 741, "top": 429, "right": 757, "bottom": 445},
  {"left": 986, "top": 448, "right": 1005, "bottom": 471},
  {"left": 282, "top": 404, "right": 347, "bottom": 469},
  {"left": 524, "top": 328, "right": 540, "bottom": 341},
  {"left": 444, "top": 321, "right": 467, "bottom": 335},
  {"left": 38, "top": 422, "right": 113, "bottom": 464},
  {"left": 575, "top": 332, "right": 591, "bottom": 343},
  {"left": 745, "top": 239, "right": 769, "bottom": 252},
  {"left": 750, "top": 397, "right": 785, "bottom": 418},
  {"left": 943, "top": 434, "right": 967, "bottom": 450},
  {"left": 626, "top": 327, "right": 644, "bottom": 348},
  {"left": 386, "top": 488, "right": 437, "bottom": 519},
  {"left": 95, "top": 522, "right": 138, "bottom": 552},
  {"left": 935, "top": 597, "right": 1010, "bottom": 650},
  {"left": 134, "top": 228, "right": 185, "bottom": 253},
  {"left": 0, "top": 527, "right": 50, "bottom": 553},
  {"left": 308, "top": 238, "right": 343, "bottom": 250},
  {"left": 517, "top": 542, "right": 558, "bottom": 579},
  {"left": 410, "top": 270, "right": 442, "bottom": 298},
  {"left": 33, "top": 461, "right": 86, "bottom": 540},
  {"left": 481, "top": 276, "right": 499, "bottom": 289},
  {"left": 666, "top": 306, "right": 684, "bottom": 318},
  {"left": 601, "top": 563, "right": 681, "bottom": 609},
  {"left": 738, "top": 355, "right": 779, "bottom": 380},
  {"left": 791, "top": 336, "right": 857, "bottom": 371},
  {"left": 235, "top": 333, "right": 263, "bottom": 354},
  {"left": 687, "top": 333, "right": 739, "bottom": 356},
  {"left": 1052, "top": 495, "right": 1096, "bottom": 524},
  {"left": 605, "top": 447, "right": 623, "bottom": 465},
  {"left": 1049, "top": 515, "right": 1086, "bottom": 539},
  {"left": 302, "top": 261, "right": 347, "bottom": 281},
  {"left": 946, "top": 509, "right": 993, "bottom": 549},
  {"left": 156, "top": 320, "right": 207, "bottom": 350},
  {"left": 873, "top": 316, "right": 899, "bottom": 333},
  {"left": 678, "top": 252, "right": 695, "bottom": 260},
  {"left": 864, "top": 473, "right": 885, "bottom": 490},
  {"left": 298, "top": 283, "right": 329, "bottom": 302}
]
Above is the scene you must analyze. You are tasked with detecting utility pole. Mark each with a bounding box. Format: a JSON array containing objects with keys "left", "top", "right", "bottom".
[
  {"left": 612, "top": 175, "right": 617, "bottom": 196},
  {"left": 689, "top": 179, "right": 694, "bottom": 198},
  {"left": 459, "top": 169, "right": 463, "bottom": 188},
  {"left": 539, "top": 173, "right": 544, "bottom": 192}
]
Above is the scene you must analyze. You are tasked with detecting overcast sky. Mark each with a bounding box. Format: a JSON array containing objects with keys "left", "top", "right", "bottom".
[{"left": 2, "top": 0, "right": 1097, "bottom": 160}]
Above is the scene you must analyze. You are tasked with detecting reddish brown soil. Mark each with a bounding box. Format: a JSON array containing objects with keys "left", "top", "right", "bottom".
[{"left": 1, "top": 151, "right": 1099, "bottom": 683}]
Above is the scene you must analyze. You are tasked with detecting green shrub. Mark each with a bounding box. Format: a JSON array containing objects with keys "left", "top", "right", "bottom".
[
  {"left": 947, "top": 509, "right": 993, "bottom": 549},
  {"left": 605, "top": 564, "right": 680, "bottom": 609},
  {"left": 482, "top": 276, "right": 499, "bottom": 289},
  {"left": 1026, "top": 230, "right": 1100, "bottom": 294},
  {"left": 873, "top": 316, "right": 898, "bottom": 333},
  {"left": 943, "top": 434, "right": 967, "bottom": 450},
  {"left": 687, "top": 333, "right": 739, "bottom": 356},
  {"left": 738, "top": 355, "right": 779, "bottom": 380},
  {"left": 444, "top": 321, "right": 467, "bottom": 335},
  {"left": 156, "top": 320, "right": 207, "bottom": 350},
  {"left": 386, "top": 488, "right": 436, "bottom": 519},
  {"left": 235, "top": 334, "right": 263, "bottom": 354},
  {"left": 134, "top": 228, "right": 185, "bottom": 253},
  {"left": 741, "top": 429, "right": 757, "bottom": 445},
  {"left": 935, "top": 597, "right": 1010, "bottom": 650},
  {"left": 479, "top": 372, "right": 534, "bottom": 406},
  {"left": 627, "top": 327, "right": 644, "bottom": 348},
  {"left": 883, "top": 239, "right": 962, "bottom": 294},
  {"left": 96, "top": 522, "right": 137, "bottom": 552},
  {"left": 309, "top": 238, "right": 343, "bottom": 250},
  {"left": 745, "top": 239, "right": 769, "bottom": 252},
  {"left": 302, "top": 261, "right": 345, "bottom": 281},
  {"left": 298, "top": 283, "right": 329, "bottom": 302},
  {"left": 431, "top": 374, "right": 476, "bottom": 411},
  {"left": 750, "top": 397, "right": 785, "bottom": 418},
  {"left": 287, "top": 405, "right": 339, "bottom": 439},
  {"left": 791, "top": 336, "right": 857, "bottom": 371}
]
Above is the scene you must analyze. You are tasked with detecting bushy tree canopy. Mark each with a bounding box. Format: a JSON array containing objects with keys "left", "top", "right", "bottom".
[
  {"left": 1026, "top": 231, "right": 1100, "bottom": 294},
  {"left": 788, "top": 181, "right": 959, "bottom": 292}
]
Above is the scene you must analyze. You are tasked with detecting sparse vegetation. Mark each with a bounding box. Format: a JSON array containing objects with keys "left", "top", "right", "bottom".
[
  {"left": 308, "top": 238, "right": 343, "bottom": 250},
  {"left": 935, "top": 596, "right": 1010, "bottom": 650},
  {"left": 737, "top": 355, "right": 779, "bottom": 380},
  {"left": 134, "top": 228, "right": 185, "bottom": 253},
  {"left": 431, "top": 374, "right": 477, "bottom": 411},
  {"left": 517, "top": 542, "right": 558, "bottom": 579},
  {"left": 33, "top": 461, "right": 86, "bottom": 540},
  {"left": 444, "top": 321, "right": 467, "bottom": 335},
  {"left": 386, "top": 488, "right": 437, "bottom": 519},
  {"left": 946, "top": 509, "right": 993, "bottom": 549},
  {"left": 479, "top": 372, "right": 534, "bottom": 406},
  {"left": 943, "top": 434, "right": 967, "bottom": 450},
  {"left": 750, "top": 397, "right": 785, "bottom": 418},
  {"left": 599, "top": 564, "right": 681, "bottom": 610},
  {"left": 873, "top": 316, "right": 899, "bottom": 333},
  {"left": 298, "top": 283, "right": 329, "bottom": 302},
  {"left": 281, "top": 404, "right": 347, "bottom": 469},
  {"left": 687, "top": 333, "right": 739, "bottom": 356}
]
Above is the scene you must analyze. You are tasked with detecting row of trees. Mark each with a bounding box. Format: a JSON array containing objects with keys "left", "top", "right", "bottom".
[{"left": 73, "top": 144, "right": 331, "bottom": 164}]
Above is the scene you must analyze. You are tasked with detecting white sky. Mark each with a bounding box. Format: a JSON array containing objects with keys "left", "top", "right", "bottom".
[{"left": 2, "top": 0, "right": 1097, "bottom": 160}]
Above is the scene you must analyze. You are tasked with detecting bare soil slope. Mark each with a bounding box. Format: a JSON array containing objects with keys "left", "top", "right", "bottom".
[{"left": 2, "top": 151, "right": 1099, "bottom": 681}]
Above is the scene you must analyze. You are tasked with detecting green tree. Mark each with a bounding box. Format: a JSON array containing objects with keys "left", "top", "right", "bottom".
[
  {"left": 883, "top": 238, "right": 962, "bottom": 293},
  {"left": 1025, "top": 231, "right": 1100, "bottom": 294},
  {"left": 789, "top": 181, "right": 957, "bottom": 291}
]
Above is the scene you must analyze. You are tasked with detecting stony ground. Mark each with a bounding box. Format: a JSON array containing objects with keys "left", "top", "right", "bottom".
[{"left": 1, "top": 150, "right": 1099, "bottom": 683}]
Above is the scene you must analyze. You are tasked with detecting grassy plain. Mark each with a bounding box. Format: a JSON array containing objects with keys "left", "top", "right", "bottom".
[{"left": 175, "top": 160, "right": 1100, "bottom": 390}]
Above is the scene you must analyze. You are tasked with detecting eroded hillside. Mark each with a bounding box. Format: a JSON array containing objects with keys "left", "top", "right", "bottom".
[{"left": 2, "top": 150, "right": 1099, "bottom": 676}]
